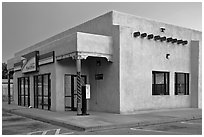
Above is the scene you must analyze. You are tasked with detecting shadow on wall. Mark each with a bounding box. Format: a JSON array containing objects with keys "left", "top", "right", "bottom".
[{"left": 190, "top": 40, "right": 199, "bottom": 108}]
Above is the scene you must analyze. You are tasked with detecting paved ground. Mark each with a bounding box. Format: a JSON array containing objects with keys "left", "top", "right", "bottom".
[
  {"left": 2, "top": 102, "right": 202, "bottom": 132},
  {"left": 82, "top": 119, "right": 202, "bottom": 135},
  {"left": 2, "top": 111, "right": 75, "bottom": 135},
  {"left": 2, "top": 110, "right": 202, "bottom": 135}
]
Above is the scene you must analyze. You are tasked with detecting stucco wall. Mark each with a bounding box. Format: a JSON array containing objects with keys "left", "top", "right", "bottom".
[
  {"left": 87, "top": 57, "right": 119, "bottom": 113},
  {"left": 116, "top": 11, "right": 201, "bottom": 113},
  {"left": 190, "top": 41, "right": 200, "bottom": 108},
  {"left": 77, "top": 32, "right": 113, "bottom": 55}
]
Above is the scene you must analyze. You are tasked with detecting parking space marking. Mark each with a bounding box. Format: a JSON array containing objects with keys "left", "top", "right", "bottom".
[
  {"left": 60, "top": 132, "right": 74, "bottom": 135},
  {"left": 55, "top": 129, "right": 61, "bottom": 135},
  {"left": 180, "top": 121, "right": 202, "bottom": 125},
  {"left": 130, "top": 128, "right": 184, "bottom": 134},
  {"left": 27, "top": 128, "right": 74, "bottom": 135},
  {"left": 27, "top": 130, "right": 44, "bottom": 135}
]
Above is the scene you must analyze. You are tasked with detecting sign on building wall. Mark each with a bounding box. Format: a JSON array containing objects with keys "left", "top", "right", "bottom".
[
  {"left": 39, "top": 51, "right": 54, "bottom": 66},
  {"left": 14, "top": 61, "right": 22, "bottom": 72},
  {"left": 21, "top": 51, "right": 39, "bottom": 73},
  {"left": 95, "top": 74, "right": 103, "bottom": 80},
  {"left": 86, "top": 84, "right": 90, "bottom": 99}
]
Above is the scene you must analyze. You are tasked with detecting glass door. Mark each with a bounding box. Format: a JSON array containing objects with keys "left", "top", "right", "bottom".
[
  {"left": 17, "top": 77, "right": 30, "bottom": 107},
  {"left": 64, "top": 74, "right": 86, "bottom": 111},
  {"left": 34, "top": 74, "right": 51, "bottom": 110}
]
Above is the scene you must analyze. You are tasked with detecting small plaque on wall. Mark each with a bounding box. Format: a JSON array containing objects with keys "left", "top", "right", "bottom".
[{"left": 95, "top": 74, "right": 103, "bottom": 80}]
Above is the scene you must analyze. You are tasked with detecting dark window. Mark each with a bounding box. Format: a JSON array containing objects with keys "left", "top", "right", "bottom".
[
  {"left": 34, "top": 74, "right": 51, "bottom": 110},
  {"left": 152, "top": 71, "right": 169, "bottom": 95},
  {"left": 64, "top": 74, "right": 87, "bottom": 111},
  {"left": 175, "top": 73, "right": 189, "bottom": 95},
  {"left": 18, "top": 77, "right": 30, "bottom": 106}
]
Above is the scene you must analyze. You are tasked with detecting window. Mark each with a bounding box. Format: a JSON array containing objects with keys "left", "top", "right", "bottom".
[
  {"left": 34, "top": 74, "right": 51, "bottom": 110},
  {"left": 18, "top": 77, "right": 30, "bottom": 106},
  {"left": 175, "top": 73, "right": 189, "bottom": 95},
  {"left": 152, "top": 71, "right": 169, "bottom": 95}
]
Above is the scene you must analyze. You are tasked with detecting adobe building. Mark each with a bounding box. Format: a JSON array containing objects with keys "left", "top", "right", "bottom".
[{"left": 7, "top": 11, "right": 202, "bottom": 114}]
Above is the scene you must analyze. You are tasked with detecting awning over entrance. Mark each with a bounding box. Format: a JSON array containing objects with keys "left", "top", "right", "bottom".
[{"left": 55, "top": 32, "right": 113, "bottom": 62}]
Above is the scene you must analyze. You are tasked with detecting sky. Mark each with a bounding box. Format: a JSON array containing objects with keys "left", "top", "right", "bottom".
[{"left": 2, "top": 2, "right": 202, "bottom": 63}]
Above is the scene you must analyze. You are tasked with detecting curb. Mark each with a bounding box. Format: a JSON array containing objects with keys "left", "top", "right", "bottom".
[{"left": 3, "top": 108, "right": 202, "bottom": 132}]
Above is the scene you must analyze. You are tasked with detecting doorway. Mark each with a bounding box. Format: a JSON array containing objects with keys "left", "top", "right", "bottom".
[
  {"left": 17, "top": 77, "right": 30, "bottom": 107},
  {"left": 64, "top": 74, "right": 87, "bottom": 111},
  {"left": 33, "top": 74, "right": 51, "bottom": 110}
]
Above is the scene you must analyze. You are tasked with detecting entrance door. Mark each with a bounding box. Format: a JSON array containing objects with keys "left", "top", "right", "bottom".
[
  {"left": 34, "top": 74, "right": 51, "bottom": 110},
  {"left": 18, "top": 77, "right": 30, "bottom": 107},
  {"left": 65, "top": 74, "right": 87, "bottom": 111}
]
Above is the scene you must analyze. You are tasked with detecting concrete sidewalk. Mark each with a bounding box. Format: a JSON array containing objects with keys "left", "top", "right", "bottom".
[{"left": 2, "top": 102, "right": 202, "bottom": 131}]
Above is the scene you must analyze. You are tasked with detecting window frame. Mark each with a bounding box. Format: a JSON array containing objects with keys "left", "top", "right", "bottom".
[
  {"left": 152, "top": 71, "right": 170, "bottom": 95},
  {"left": 175, "top": 72, "right": 189, "bottom": 95},
  {"left": 33, "top": 73, "right": 51, "bottom": 110},
  {"left": 17, "top": 77, "right": 30, "bottom": 107}
]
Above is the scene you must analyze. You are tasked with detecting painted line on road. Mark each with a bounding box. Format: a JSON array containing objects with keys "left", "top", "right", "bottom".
[
  {"left": 60, "top": 132, "right": 74, "bottom": 135},
  {"left": 180, "top": 121, "right": 202, "bottom": 125},
  {"left": 27, "top": 130, "right": 44, "bottom": 135},
  {"left": 130, "top": 128, "right": 184, "bottom": 134},
  {"left": 55, "top": 129, "right": 61, "bottom": 135},
  {"left": 27, "top": 128, "right": 59, "bottom": 135},
  {"left": 27, "top": 128, "right": 74, "bottom": 135},
  {"left": 42, "top": 130, "right": 47, "bottom": 135}
]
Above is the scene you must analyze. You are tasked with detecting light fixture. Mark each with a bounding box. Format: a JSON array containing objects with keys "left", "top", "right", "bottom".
[
  {"left": 133, "top": 31, "right": 140, "bottom": 37},
  {"left": 141, "top": 33, "right": 147, "bottom": 38},
  {"left": 166, "top": 54, "right": 170, "bottom": 59},
  {"left": 154, "top": 35, "right": 160, "bottom": 41},
  {"left": 160, "top": 27, "right": 165, "bottom": 32},
  {"left": 147, "top": 34, "right": 154, "bottom": 39},
  {"left": 96, "top": 60, "right": 101, "bottom": 66}
]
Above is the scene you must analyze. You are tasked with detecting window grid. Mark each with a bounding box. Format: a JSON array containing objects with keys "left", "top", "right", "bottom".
[
  {"left": 175, "top": 73, "right": 189, "bottom": 95},
  {"left": 152, "top": 71, "right": 169, "bottom": 95},
  {"left": 18, "top": 77, "right": 30, "bottom": 107},
  {"left": 34, "top": 74, "right": 51, "bottom": 110}
]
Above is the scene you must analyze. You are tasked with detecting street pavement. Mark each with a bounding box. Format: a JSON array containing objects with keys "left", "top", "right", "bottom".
[
  {"left": 83, "top": 119, "right": 201, "bottom": 135},
  {"left": 2, "top": 110, "right": 202, "bottom": 135},
  {"left": 2, "top": 111, "right": 75, "bottom": 135}
]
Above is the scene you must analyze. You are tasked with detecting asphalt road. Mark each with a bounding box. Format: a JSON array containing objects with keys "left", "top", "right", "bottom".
[
  {"left": 2, "top": 111, "right": 202, "bottom": 135},
  {"left": 2, "top": 111, "right": 75, "bottom": 135},
  {"left": 82, "top": 119, "right": 202, "bottom": 135}
]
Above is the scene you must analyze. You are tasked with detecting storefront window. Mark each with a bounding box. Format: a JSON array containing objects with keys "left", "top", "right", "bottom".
[
  {"left": 152, "top": 71, "right": 169, "bottom": 95},
  {"left": 34, "top": 74, "right": 51, "bottom": 110}
]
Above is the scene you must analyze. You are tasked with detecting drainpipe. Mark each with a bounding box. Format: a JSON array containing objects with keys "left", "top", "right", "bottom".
[{"left": 8, "top": 71, "right": 11, "bottom": 104}]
